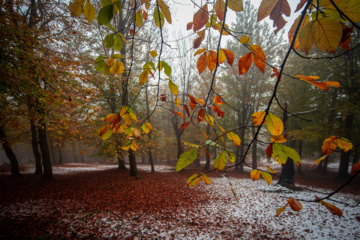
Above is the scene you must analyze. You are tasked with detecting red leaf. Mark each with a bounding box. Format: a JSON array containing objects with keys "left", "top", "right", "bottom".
[
  {"left": 184, "top": 105, "right": 190, "bottom": 117},
  {"left": 266, "top": 143, "right": 273, "bottom": 158},
  {"left": 198, "top": 109, "right": 205, "bottom": 122},
  {"left": 339, "top": 23, "right": 353, "bottom": 50},
  {"left": 170, "top": 110, "right": 176, "bottom": 115},
  {"left": 160, "top": 94, "right": 167, "bottom": 101},
  {"left": 180, "top": 122, "right": 190, "bottom": 130}
]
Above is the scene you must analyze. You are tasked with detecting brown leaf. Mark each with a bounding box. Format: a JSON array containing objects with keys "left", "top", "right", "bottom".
[
  {"left": 197, "top": 52, "right": 208, "bottom": 74},
  {"left": 193, "top": 4, "right": 209, "bottom": 32},
  {"left": 295, "top": 0, "right": 308, "bottom": 12},
  {"left": 319, "top": 199, "right": 343, "bottom": 217},
  {"left": 214, "top": 0, "right": 225, "bottom": 21},
  {"left": 160, "top": 94, "right": 167, "bottom": 101},
  {"left": 266, "top": 143, "right": 273, "bottom": 158},
  {"left": 339, "top": 23, "right": 353, "bottom": 50},
  {"left": 184, "top": 105, "right": 190, "bottom": 117},
  {"left": 238, "top": 52, "right": 252, "bottom": 75},
  {"left": 194, "top": 29, "right": 205, "bottom": 49},
  {"left": 187, "top": 22, "right": 193, "bottom": 30},
  {"left": 207, "top": 50, "right": 217, "bottom": 72}
]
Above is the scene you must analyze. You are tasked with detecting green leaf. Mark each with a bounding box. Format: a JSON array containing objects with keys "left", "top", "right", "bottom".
[
  {"left": 101, "top": 129, "right": 112, "bottom": 140},
  {"left": 113, "top": 0, "right": 122, "bottom": 14},
  {"left": 226, "top": 151, "right": 235, "bottom": 163},
  {"left": 205, "top": 139, "right": 222, "bottom": 148},
  {"left": 266, "top": 113, "right": 283, "bottom": 136},
  {"left": 102, "top": 62, "right": 110, "bottom": 75},
  {"left": 98, "top": 3, "right": 115, "bottom": 25},
  {"left": 154, "top": 7, "right": 164, "bottom": 29},
  {"left": 113, "top": 34, "right": 123, "bottom": 51},
  {"left": 168, "top": 80, "right": 178, "bottom": 95},
  {"left": 214, "top": 150, "right": 227, "bottom": 170},
  {"left": 272, "top": 143, "right": 301, "bottom": 166},
  {"left": 95, "top": 61, "right": 104, "bottom": 72},
  {"left": 136, "top": 10, "right": 143, "bottom": 27},
  {"left": 105, "top": 24, "right": 117, "bottom": 32},
  {"left": 111, "top": 54, "right": 124, "bottom": 58},
  {"left": 176, "top": 148, "right": 198, "bottom": 171},
  {"left": 95, "top": 55, "right": 104, "bottom": 62},
  {"left": 144, "top": 61, "right": 156, "bottom": 71},
  {"left": 160, "top": 61, "right": 171, "bottom": 77},
  {"left": 101, "top": 0, "right": 112, "bottom": 7},
  {"left": 103, "top": 33, "right": 115, "bottom": 48}
]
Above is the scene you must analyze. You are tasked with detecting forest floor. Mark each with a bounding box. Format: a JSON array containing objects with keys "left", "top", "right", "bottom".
[{"left": 0, "top": 161, "right": 359, "bottom": 239}]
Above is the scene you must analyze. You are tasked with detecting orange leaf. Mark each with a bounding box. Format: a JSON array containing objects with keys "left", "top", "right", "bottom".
[
  {"left": 180, "top": 122, "right": 190, "bottom": 130},
  {"left": 197, "top": 52, "right": 208, "bottom": 74},
  {"left": 238, "top": 52, "right": 252, "bottom": 75},
  {"left": 352, "top": 162, "right": 360, "bottom": 176},
  {"left": 188, "top": 94, "right": 198, "bottom": 110},
  {"left": 204, "top": 148, "right": 211, "bottom": 159},
  {"left": 99, "top": 125, "right": 110, "bottom": 136},
  {"left": 193, "top": 4, "right": 209, "bottom": 32},
  {"left": 322, "top": 136, "right": 338, "bottom": 155},
  {"left": 207, "top": 50, "right": 217, "bottom": 72},
  {"left": 197, "top": 109, "right": 205, "bottom": 122},
  {"left": 213, "top": 105, "right": 225, "bottom": 118},
  {"left": 319, "top": 199, "right": 343, "bottom": 217},
  {"left": 250, "top": 169, "right": 261, "bottom": 181},
  {"left": 184, "top": 105, "right": 190, "bottom": 117},
  {"left": 275, "top": 203, "right": 289, "bottom": 217},
  {"left": 222, "top": 49, "right": 234, "bottom": 66},
  {"left": 196, "top": 98, "right": 205, "bottom": 106},
  {"left": 250, "top": 44, "right": 266, "bottom": 74},
  {"left": 176, "top": 111, "right": 185, "bottom": 119},
  {"left": 214, "top": 0, "right": 225, "bottom": 21},
  {"left": 194, "top": 29, "right": 205, "bottom": 49},
  {"left": 252, "top": 110, "right": 266, "bottom": 126},
  {"left": 288, "top": 14, "right": 309, "bottom": 50},
  {"left": 213, "top": 95, "right": 225, "bottom": 105},
  {"left": 287, "top": 198, "right": 302, "bottom": 211},
  {"left": 132, "top": 127, "right": 141, "bottom": 139},
  {"left": 104, "top": 113, "right": 118, "bottom": 122}
]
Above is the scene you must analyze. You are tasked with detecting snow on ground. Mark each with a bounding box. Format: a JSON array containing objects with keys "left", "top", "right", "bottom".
[{"left": 2, "top": 164, "right": 360, "bottom": 239}]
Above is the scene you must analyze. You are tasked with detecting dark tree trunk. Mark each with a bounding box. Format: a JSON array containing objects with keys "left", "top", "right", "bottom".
[
  {"left": 0, "top": 126, "right": 20, "bottom": 176},
  {"left": 321, "top": 156, "right": 329, "bottom": 176},
  {"left": 72, "top": 144, "right": 78, "bottom": 163},
  {"left": 315, "top": 154, "right": 323, "bottom": 172},
  {"left": 129, "top": 149, "right": 139, "bottom": 178},
  {"left": 58, "top": 146, "right": 63, "bottom": 164},
  {"left": 48, "top": 136, "right": 56, "bottom": 164},
  {"left": 148, "top": 147, "right": 155, "bottom": 172},
  {"left": 238, "top": 128, "right": 245, "bottom": 173},
  {"left": 30, "top": 119, "right": 42, "bottom": 174},
  {"left": 117, "top": 148, "right": 126, "bottom": 169},
  {"left": 336, "top": 113, "right": 354, "bottom": 179},
  {"left": 37, "top": 119, "right": 52, "bottom": 179},
  {"left": 297, "top": 140, "right": 303, "bottom": 175},
  {"left": 277, "top": 102, "right": 295, "bottom": 187}
]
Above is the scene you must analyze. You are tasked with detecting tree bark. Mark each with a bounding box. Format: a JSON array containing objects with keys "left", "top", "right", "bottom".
[
  {"left": 148, "top": 147, "right": 155, "bottom": 172},
  {"left": 128, "top": 149, "right": 139, "bottom": 178},
  {"left": 0, "top": 126, "right": 20, "bottom": 176},
  {"left": 37, "top": 118, "right": 52, "bottom": 179},
  {"left": 30, "top": 119, "right": 42, "bottom": 174},
  {"left": 117, "top": 147, "right": 126, "bottom": 169}
]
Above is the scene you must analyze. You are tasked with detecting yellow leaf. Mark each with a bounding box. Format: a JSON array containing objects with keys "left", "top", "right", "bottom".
[
  {"left": 252, "top": 110, "right": 266, "bottom": 126},
  {"left": 150, "top": 50, "right": 158, "bottom": 57},
  {"left": 227, "top": 132, "right": 241, "bottom": 147},
  {"left": 117, "top": 61, "right": 125, "bottom": 75},
  {"left": 110, "top": 61, "right": 119, "bottom": 74},
  {"left": 202, "top": 174, "right": 211, "bottom": 185},
  {"left": 288, "top": 14, "right": 309, "bottom": 50},
  {"left": 216, "top": 123, "right": 226, "bottom": 133},
  {"left": 275, "top": 203, "right": 289, "bottom": 217},
  {"left": 200, "top": 129, "right": 209, "bottom": 139},
  {"left": 130, "top": 141, "right": 139, "bottom": 151},
  {"left": 271, "top": 135, "right": 287, "bottom": 143},
  {"left": 309, "top": 154, "right": 329, "bottom": 169},
  {"left": 196, "top": 98, "right": 205, "bottom": 106},
  {"left": 337, "top": 137, "right": 353, "bottom": 152},
  {"left": 104, "top": 113, "right": 118, "bottom": 122},
  {"left": 83, "top": 0, "right": 95, "bottom": 23},
  {"left": 142, "top": 123, "right": 150, "bottom": 134},
  {"left": 298, "top": 20, "right": 316, "bottom": 54},
  {"left": 139, "top": 71, "right": 149, "bottom": 85},
  {"left": 266, "top": 113, "right": 283, "bottom": 136},
  {"left": 322, "top": 136, "right": 338, "bottom": 155},
  {"left": 187, "top": 173, "right": 199, "bottom": 187},
  {"left": 158, "top": 0, "right": 171, "bottom": 24},
  {"left": 124, "top": 113, "right": 132, "bottom": 125},
  {"left": 313, "top": 18, "right": 342, "bottom": 53},
  {"left": 205, "top": 113, "right": 215, "bottom": 126},
  {"left": 145, "top": 122, "right": 153, "bottom": 130},
  {"left": 194, "top": 48, "right": 207, "bottom": 56},
  {"left": 228, "top": 0, "right": 243, "bottom": 12},
  {"left": 169, "top": 80, "right": 178, "bottom": 95},
  {"left": 266, "top": 166, "right": 277, "bottom": 174},
  {"left": 218, "top": 49, "right": 226, "bottom": 64},
  {"left": 175, "top": 96, "right": 180, "bottom": 108},
  {"left": 154, "top": 7, "right": 164, "bottom": 28},
  {"left": 250, "top": 169, "right": 261, "bottom": 181},
  {"left": 239, "top": 35, "right": 251, "bottom": 44},
  {"left": 214, "top": 150, "right": 227, "bottom": 170},
  {"left": 261, "top": 171, "right": 272, "bottom": 185}
]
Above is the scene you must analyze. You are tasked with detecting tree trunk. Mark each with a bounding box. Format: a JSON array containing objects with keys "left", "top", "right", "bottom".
[
  {"left": 336, "top": 113, "right": 353, "bottom": 179},
  {"left": 277, "top": 102, "right": 295, "bottom": 187},
  {"left": 30, "top": 119, "right": 42, "bottom": 174},
  {"left": 148, "top": 147, "right": 155, "bottom": 172},
  {"left": 321, "top": 156, "right": 329, "bottom": 176},
  {"left": 315, "top": 154, "right": 323, "bottom": 172},
  {"left": 117, "top": 148, "right": 126, "bottom": 169},
  {"left": 238, "top": 128, "right": 246, "bottom": 173},
  {"left": 58, "top": 146, "right": 63, "bottom": 164},
  {"left": 37, "top": 118, "right": 52, "bottom": 179},
  {"left": 203, "top": 144, "right": 210, "bottom": 170},
  {"left": 48, "top": 136, "right": 56, "bottom": 164},
  {"left": 0, "top": 126, "right": 20, "bottom": 176},
  {"left": 128, "top": 149, "right": 139, "bottom": 178}
]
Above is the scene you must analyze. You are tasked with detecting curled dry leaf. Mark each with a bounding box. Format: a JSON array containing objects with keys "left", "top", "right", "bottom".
[{"left": 287, "top": 198, "right": 302, "bottom": 211}]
